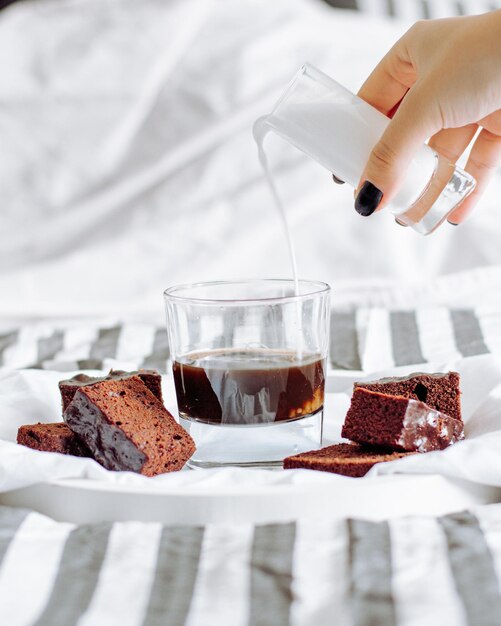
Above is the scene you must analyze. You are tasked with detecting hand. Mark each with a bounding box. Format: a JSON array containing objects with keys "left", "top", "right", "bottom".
[{"left": 354, "top": 12, "right": 501, "bottom": 224}]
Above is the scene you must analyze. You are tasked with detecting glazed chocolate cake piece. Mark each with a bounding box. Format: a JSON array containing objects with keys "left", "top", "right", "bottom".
[
  {"left": 284, "top": 443, "right": 414, "bottom": 477},
  {"left": 59, "top": 369, "right": 163, "bottom": 412},
  {"left": 342, "top": 388, "right": 464, "bottom": 452},
  {"left": 17, "top": 422, "right": 92, "bottom": 457},
  {"left": 355, "top": 371, "right": 461, "bottom": 422},
  {"left": 63, "top": 377, "right": 195, "bottom": 476}
]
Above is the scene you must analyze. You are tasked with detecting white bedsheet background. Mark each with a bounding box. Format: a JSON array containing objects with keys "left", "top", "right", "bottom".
[{"left": 0, "top": 0, "right": 501, "bottom": 320}]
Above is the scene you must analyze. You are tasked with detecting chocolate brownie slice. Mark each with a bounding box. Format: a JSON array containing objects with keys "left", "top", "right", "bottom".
[
  {"left": 284, "top": 443, "right": 414, "bottom": 477},
  {"left": 63, "top": 377, "right": 195, "bottom": 475},
  {"left": 59, "top": 369, "right": 163, "bottom": 412},
  {"left": 342, "top": 388, "right": 464, "bottom": 452},
  {"left": 17, "top": 422, "right": 92, "bottom": 457},
  {"left": 355, "top": 371, "right": 461, "bottom": 422}
]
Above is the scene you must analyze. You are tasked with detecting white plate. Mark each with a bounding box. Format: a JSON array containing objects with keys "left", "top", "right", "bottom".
[
  {"left": 2, "top": 369, "right": 501, "bottom": 524},
  {"left": 1, "top": 474, "right": 499, "bottom": 525}
]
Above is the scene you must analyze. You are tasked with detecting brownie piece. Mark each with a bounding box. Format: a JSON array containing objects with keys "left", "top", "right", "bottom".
[
  {"left": 17, "top": 422, "right": 92, "bottom": 457},
  {"left": 63, "top": 377, "right": 195, "bottom": 476},
  {"left": 355, "top": 371, "right": 461, "bottom": 422},
  {"left": 59, "top": 369, "right": 163, "bottom": 412},
  {"left": 342, "top": 388, "right": 464, "bottom": 452},
  {"left": 284, "top": 443, "right": 414, "bottom": 477}
]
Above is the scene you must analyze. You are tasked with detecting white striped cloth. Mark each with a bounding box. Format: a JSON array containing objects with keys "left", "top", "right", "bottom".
[
  {"left": 0, "top": 307, "right": 495, "bottom": 374},
  {"left": 1, "top": 504, "right": 501, "bottom": 625},
  {"left": 0, "top": 308, "right": 499, "bottom": 624}
]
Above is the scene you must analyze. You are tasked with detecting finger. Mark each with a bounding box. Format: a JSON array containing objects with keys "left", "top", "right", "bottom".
[
  {"left": 447, "top": 128, "right": 501, "bottom": 224},
  {"left": 387, "top": 94, "right": 407, "bottom": 119},
  {"left": 428, "top": 124, "right": 478, "bottom": 163},
  {"left": 354, "top": 83, "right": 442, "bottom": 216},
  {"left": 357, "top": 37, "right": 415, "bottom": 115}
]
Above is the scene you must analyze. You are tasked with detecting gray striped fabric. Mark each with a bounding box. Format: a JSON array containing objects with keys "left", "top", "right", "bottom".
[
  {"left": 34, "top": 524, "right": 113, "bottom": 626},
  {"left": 389, "top": 311, "right": 425, "bottom": 367},
  {"left": 348, "top": 520, "right": 396, "bottom": 626},
  {"left": 142, "top": 328, "right": 170, "bottom": 372},
  {"left": 34, "top": 330, "right": 65, "bottom": 369},
  {"left": 439, "top": 512, "right": 501, "bottom": 626},
  {"left": 1, "top": 508, "right": 501, "bottom": 625},
  {"left": 249, "top": 523, "right": 296, "bottom": 626},
  {"left": 0, "top": 307, "right": 495, "bottom": 373},
  {"left": 89, "top": 325, "right": 122, "bottom": 362},
  {"left": 142, "top": 526, "right": 204, "bottom": 626},
  {"left": 330, "top": 311, "right": 362, "bottom": 370},
  {"left": 450, "top": 309, "right": 489, "bottom": 358},
  {"left": 0, "top": 330, "right": 18, "bottom": 366}
]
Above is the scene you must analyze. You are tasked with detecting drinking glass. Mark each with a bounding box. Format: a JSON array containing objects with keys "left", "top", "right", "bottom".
[
  {"left": 164, "top": 279, "right": 331, "bottom": 468},
  {"left": 255, "top": 63, "right": 476, "bottom": 235}
]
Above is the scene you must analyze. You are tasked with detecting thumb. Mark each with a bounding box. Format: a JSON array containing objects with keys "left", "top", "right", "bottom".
[{"left": 355, "top": 84, "right": 442, "bottom": 217}]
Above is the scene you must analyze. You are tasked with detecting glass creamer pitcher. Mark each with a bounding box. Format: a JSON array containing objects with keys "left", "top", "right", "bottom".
[{"left": 254, "top": 63, "right": 476, "bottom": 235}]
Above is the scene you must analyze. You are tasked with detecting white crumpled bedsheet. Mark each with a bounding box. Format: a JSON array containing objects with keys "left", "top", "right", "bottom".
[{"left": 0, "top": 0, "right": 501, "bottom": 322}]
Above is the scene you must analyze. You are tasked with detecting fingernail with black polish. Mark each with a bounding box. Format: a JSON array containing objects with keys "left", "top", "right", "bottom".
[
  {"left": 355, "top": 181, "right": 383, "bottom": 216},
  {"left": 332, "top": 173, "right": 345, "bottom": 185},
  {"left": 395, "top": 218, "right": 408, "bottom": 227},
  {"left": 447, "top": 220, "right": 459, "bottom": 227}
]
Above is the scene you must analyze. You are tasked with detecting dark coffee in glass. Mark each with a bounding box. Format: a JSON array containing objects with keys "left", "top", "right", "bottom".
[{"left": 173, "top": 349, "right": 325, "bottom": 426}]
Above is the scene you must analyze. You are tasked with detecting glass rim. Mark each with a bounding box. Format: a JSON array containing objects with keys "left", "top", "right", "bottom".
[
  {"left": 271, "top": 62, "right": 309, "bottom": 115},
  {"left": 163, "top": 278, "right": 331, "bottom": 306},
  {"left": 270, "top": 62, "right": 342, "bottom": 116}
]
